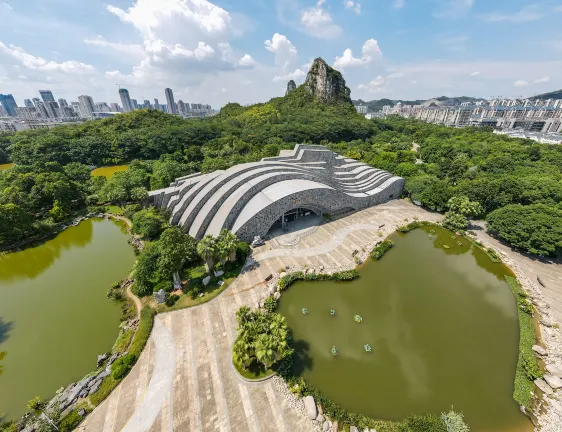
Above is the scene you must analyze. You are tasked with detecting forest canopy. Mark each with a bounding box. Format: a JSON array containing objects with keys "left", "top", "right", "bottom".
[{"left": 0, "top": 86, "right": 561, "bottom": 256}]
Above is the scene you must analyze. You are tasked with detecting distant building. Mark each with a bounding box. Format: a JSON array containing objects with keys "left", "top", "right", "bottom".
[
  {"left": 24, "top": 99, "right": 34, "bottom": 108},
  {"left": 142, "top": 99, "right": 151, "bottom": 109},
  {"left": 94, "top": 102, "right": 111, "bottom": 113},
  {"left": 44, "top": 101, "right": 60, "bottom": 118},
  {"left": 39, "top": 90, "right": 56, "bottom": 103},
  {"left": 0, "top": 94, "right": 18, "bottom": 117},
  {"left": 78, "top": 95, "right": 95, "bottom": 118},
  {"left": 110, "top": 103, "right": 121, "bottom": 112},
  {"left": 154, "top": 98, "right": 161, "bottom": 111},
  {"left": 58, "top": 98, "right": 69, "bottom": 108},
  {"left": 119, "top": 88, "right": 134, "bottom": 113},
  {"left": 131, "top": 99, "right": 138, "bottom": 110},
  {"left": 355, "top": 104, "right": 367, "bottom": 114},
  {"left": 165, "top": 88, "right": 177, "bottom": 114}
]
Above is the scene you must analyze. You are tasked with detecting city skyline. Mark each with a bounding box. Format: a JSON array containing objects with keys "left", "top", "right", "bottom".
[{"left": 0, "top": 0, "right": 561, "bottom": 108}]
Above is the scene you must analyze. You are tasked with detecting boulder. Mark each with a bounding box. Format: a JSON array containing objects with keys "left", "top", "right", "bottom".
[
  {"left": 535, "top": 378, "right": 554, "bottom": 395},
  {"left": 97, "top": 353, "right": 108, "bottom": 366},
  {"left": 323, "top": 421, "right": 330, "bottom": 431},
  {"left": 350, "top": 427, "right": 359, "bottom": 432},
  {"left": 316, "top": 414, "right": 325, "bottom": 423},
  {"left": 214, "top": 270, "right": 224, "bottom": 277},
  {"left": 78, "top": 408, "right": 86, "bottom": 417},
  {"left": 532, "top": 345, "right": 547, "bottom": 356},
  {"left": 544, "top": 374, "right": 562, "bottom": 389},
  {"left": 546, "top": 364, "right": 562, "bottom": 378},
  {"left": 303, "top": 395, "right": 317, "bottom": 419},
  {"left": 274, "top": 292, "right": 281, "bottom": 300},
  {"left": 202, "top": 276, "right": 211, "bottom": 286},
  {"left": 89, "top": 381, "right": 101, "bottom": 395},
  {"left": 154, "top": 289, "right": 167, "bottom": 304},
  {"left": 279, "top": 272, "right": 287, "bottom": 278}
]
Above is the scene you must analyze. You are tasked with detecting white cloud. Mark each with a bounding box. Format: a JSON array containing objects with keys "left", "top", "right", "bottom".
[
  {"left": 481, "top": 5, "right": 541, "bottom": 23},
  {"left": 344, "top": 0, "right": 361, "bottom": 14},
  {"left": 433, "top": 0, "right": 473, "bottom": 19},
  {"left": 550, "top": 40, "right": 562, "bottom": 51},
  {"left": 102, "top": 0, "right": 254, "bottom": 92},
  {"left": 533, "top": 76, "right": 550, "bottom": 83},
  {"left": 0, "top": 41, "right": 94, "bottom": 73},
  {"left": 84, "top": 35, "right": 145, "bottom": 58},
  {"left": 1, "top": 2, "right": 12, "bottom": 10},
  {"left": 555, "top": 5, "right": 562, "bottom": 12},
  {"left": 333, "top": 39, "right": 382, "bottom": 70},
  {"left": 514, "top": 79, "right": 529, "bottom": 87},
  {"left": 301, "top": 4, "right": 342, "bottom": 39},
  {"left": 394, "top": 0, "right": 405, "bottom": 8},
  {"left": 357, "top": 75, "right": 387, "bottom": 93},
  {"left": 273, "top": 68, "right": 306, "bottom": 82},
  {"left": 387, "top": 72, "right": 404, "bottom": 79},
  {"left": 238, "top": 54, "right": 257, "bottom": 68},
  {"left": 470, "top": 71, "right": 480, "bottom": 76},
  {"left": 265, "top": 33, "right": 297, "bottom": 71}
]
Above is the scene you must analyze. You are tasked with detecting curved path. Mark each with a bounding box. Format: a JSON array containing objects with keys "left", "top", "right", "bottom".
[{"left": 80, "top": 200, "right": 441, "bottom": 432}]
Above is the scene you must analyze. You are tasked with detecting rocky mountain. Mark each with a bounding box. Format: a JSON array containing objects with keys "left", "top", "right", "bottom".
[
  {"left": 303, "top": 58, "right": 351, "bottom": 104},
  {"left": 533, "top": 89, "right": 562, "bottom": 100},
  {"left": 286, "top": 80, "right": 297, "bottom": 96}
]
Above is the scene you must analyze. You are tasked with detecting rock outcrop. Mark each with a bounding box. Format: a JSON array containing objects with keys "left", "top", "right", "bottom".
[
  {"left": 286, "top": 80, "right": 297, "bottom": 96},
  {"left": 304, "top": 57, "right": 351, "bottom": 104}
]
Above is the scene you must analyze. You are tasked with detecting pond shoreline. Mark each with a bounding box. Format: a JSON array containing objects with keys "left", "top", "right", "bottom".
[{"left": 252, "top": 219, "right": 553, "bottom": 431}]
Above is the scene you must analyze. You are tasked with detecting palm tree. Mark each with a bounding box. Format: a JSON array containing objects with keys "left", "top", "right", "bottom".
[
  {"left": 255, "top": 334, "right": 277, "bottom": 371},
  {"left": 197, "top": 235, "right": 217, "bottom": 271},
  {"left": 233, "top": 339, "right": 252, "bottom": 370},
  {"left": 218, "top": 229, "right": 238, "bottom": 262}
]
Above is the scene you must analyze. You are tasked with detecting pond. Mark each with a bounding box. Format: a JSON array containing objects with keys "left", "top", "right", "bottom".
[
  {"left": 91, "top": 165, "right": 128, "bottom": 178},
  {"left": 0, "top": 218, "right": 136, "bottom": 419},
  {"left": 277, "top": 226, "right": 533, "bottom": 432}
]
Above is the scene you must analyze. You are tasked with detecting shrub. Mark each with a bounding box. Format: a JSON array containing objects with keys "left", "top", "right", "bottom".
[
  {"left": 123, "top": 204, "right": 142, "bottom": 221},
  {"left": 371, "top": 240, "right": 394, "bottom": 260},
  {"left": 129, "top": 307, "right": 155, "bottom": 358},
  {"left": 264, "top": 295, "right": 278, "bottom": 313},
  {"left": 332, "top": 269, "right": 360, "bottom": 281},
  {"left": 131, "top": 208, "right": 167, "bottom": 240},
  {"left": 111, "top": 353, "right": 137, "bottom": 379},
  {"left": 111, "top": 363, "right": 129, "bottom": 380},
  {"left": 236, "top": 241, "right": 251, "bottom": 263},
  {"left": 278, "top": 271, "right": 305, "bottom": 291},
  {"left": 165, "top": 294, "right": 179, "bottom": 307},
  {"left": 443, "top": 211, "right": 468, "bottom": 232},
  {"left": 398, "top": 414, "right": 447, "bottom": 432},
  {"left": 153, "top": 279, "right": 173, "bottom": 293}
]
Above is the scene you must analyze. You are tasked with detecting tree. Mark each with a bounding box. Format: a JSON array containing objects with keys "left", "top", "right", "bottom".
[
  {"left": 49, "top": 200, "right": 67, "bottom": 222},
  {"left": 132, "top": 244, "right": 160, "bottom": 296},
  {"left": 130, "top": 187, "right": 148, "bottom": 206},
  {"left": 197, "top": 235, "right": 218, "bottom": 271},
  {"left": 447, "top": 196, "right": 483, "bottom": 218},
  {"left": 443, "top": 211, "right": 469, "bottom": 232},
  {"left": 131, "top": 208, "right": 167, "bottom": 240},
  {"left": 487, "top": 204, "right": 562, "bottom": 256},
  {"left": 156, "top": 227, "right": 197, "bottom": 279},
  {"left": 0, "top": 203, "right": 34, "bottom": 245},
  {"left": 218, "top": 229, "right": 238, "bottom": 262}
]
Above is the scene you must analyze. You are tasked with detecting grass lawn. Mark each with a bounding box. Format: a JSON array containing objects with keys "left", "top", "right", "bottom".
[{"left": 144, "top": 261, "right": 245, "bottom": 313}]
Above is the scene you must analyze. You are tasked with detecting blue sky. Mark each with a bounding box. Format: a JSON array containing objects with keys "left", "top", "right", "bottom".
[{"left": 1, "top": 0, "right": 561, "bottom": 108}]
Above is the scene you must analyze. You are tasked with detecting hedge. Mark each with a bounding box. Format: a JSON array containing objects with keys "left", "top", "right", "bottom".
[
  {"left": 277, "top": 270, "right": 360, "bottom": 291},
  {"left": 370, "top": 240, "right": 394, "bottom": 260}
]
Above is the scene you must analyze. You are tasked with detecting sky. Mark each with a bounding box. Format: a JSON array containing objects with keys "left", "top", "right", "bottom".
[{"left": 0, "top": 0, "right": 561, "bottom": 108}]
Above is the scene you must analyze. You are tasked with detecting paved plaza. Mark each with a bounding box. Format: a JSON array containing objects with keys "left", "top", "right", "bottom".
[{"left": 79, "top": 200, "right": 562, "bottom": 432}]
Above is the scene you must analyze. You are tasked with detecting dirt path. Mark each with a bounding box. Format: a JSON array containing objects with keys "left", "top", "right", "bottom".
[{"left": 126, "top": 284, "right": 142, "bottom": 320}]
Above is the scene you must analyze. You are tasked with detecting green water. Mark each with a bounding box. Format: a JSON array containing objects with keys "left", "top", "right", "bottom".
[
  {"left": 277, "top": 226, "right": 532, "bottom": 432},
  {"left": 0, "top": 163, "right": 14, "bottom": 171},
  {"left": 0, "top": 219, "right": 136, "bottom": 419},
  {"left": 91, "top": 165, "right": 128, "bottom": 178}
]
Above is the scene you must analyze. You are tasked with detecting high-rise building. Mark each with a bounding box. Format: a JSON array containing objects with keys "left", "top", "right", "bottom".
[
  {"left": 58, "top": 98, "right": 69, "bottom": 108},
  {"left": 44, "top": 101, "right": 60, "bottom": 118},
  {"left": 131, "top": 99, "right": 138, "bottom": 110},
  {"left": 143, "top": 99, "right": 151, "bottom": 109},
  {"left": 165, "top": 88, "right": 177, "bottom": 114},
  {"left": 24, "top": 99, "right": 34, "bottom": 108},
  {"left": 177, "top": 100, "right": 186, "bottom": 114},
  {"left": 110, "top": 103, "right": 121, "bottom": 112},
  {"left": 16, "top": 107, "right": 39, "bottom": 120},
  {"left": 0, "top": 94, "right": 18, "bottom": 117},
  {"left": 78, "top": 95, "right": 95, "bottom": 118},
  {"left": 0, "top": 104, "right": 7, "bottom": 117},
  {"left": 94, "top": 102, "right": 111, "bottom": 112},
  {"left": 154, "top": 98, "right": 160, "bottom": 111},
  {"left": 33, "top": 99, "right": 49, "bottom": 119},
  {"left": 39, "top": 90, "right": 56, "bottom": 103},
  {"left": 119, "top": 88, "right": 133, "bottom": 113}
]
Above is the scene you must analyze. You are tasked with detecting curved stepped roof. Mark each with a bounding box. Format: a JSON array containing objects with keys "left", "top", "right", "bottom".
[{"left": 149, "top": 144, "right": 404, "bottom": 242}]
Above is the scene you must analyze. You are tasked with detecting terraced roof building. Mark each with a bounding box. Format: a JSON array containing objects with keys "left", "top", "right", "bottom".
[{"left": 148, "top": 145, "right": 405, "bottom": 242}]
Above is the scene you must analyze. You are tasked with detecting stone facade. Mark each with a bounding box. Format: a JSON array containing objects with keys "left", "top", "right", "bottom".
[{"left": 148, "top": 144, "right": 404, "bottom": 242}]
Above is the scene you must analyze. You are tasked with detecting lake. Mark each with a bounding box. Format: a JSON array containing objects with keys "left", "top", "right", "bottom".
[
  {"left": 277, "top": 226, "right": 532, "bottom": 432},
  {"left": 0, "top": 218, "right": 136, "bottom": 419}
]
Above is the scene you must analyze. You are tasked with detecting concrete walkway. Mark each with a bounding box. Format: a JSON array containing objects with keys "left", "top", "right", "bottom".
[{"left": 472, "top": 221, "right": 562, "bottom": 325}]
